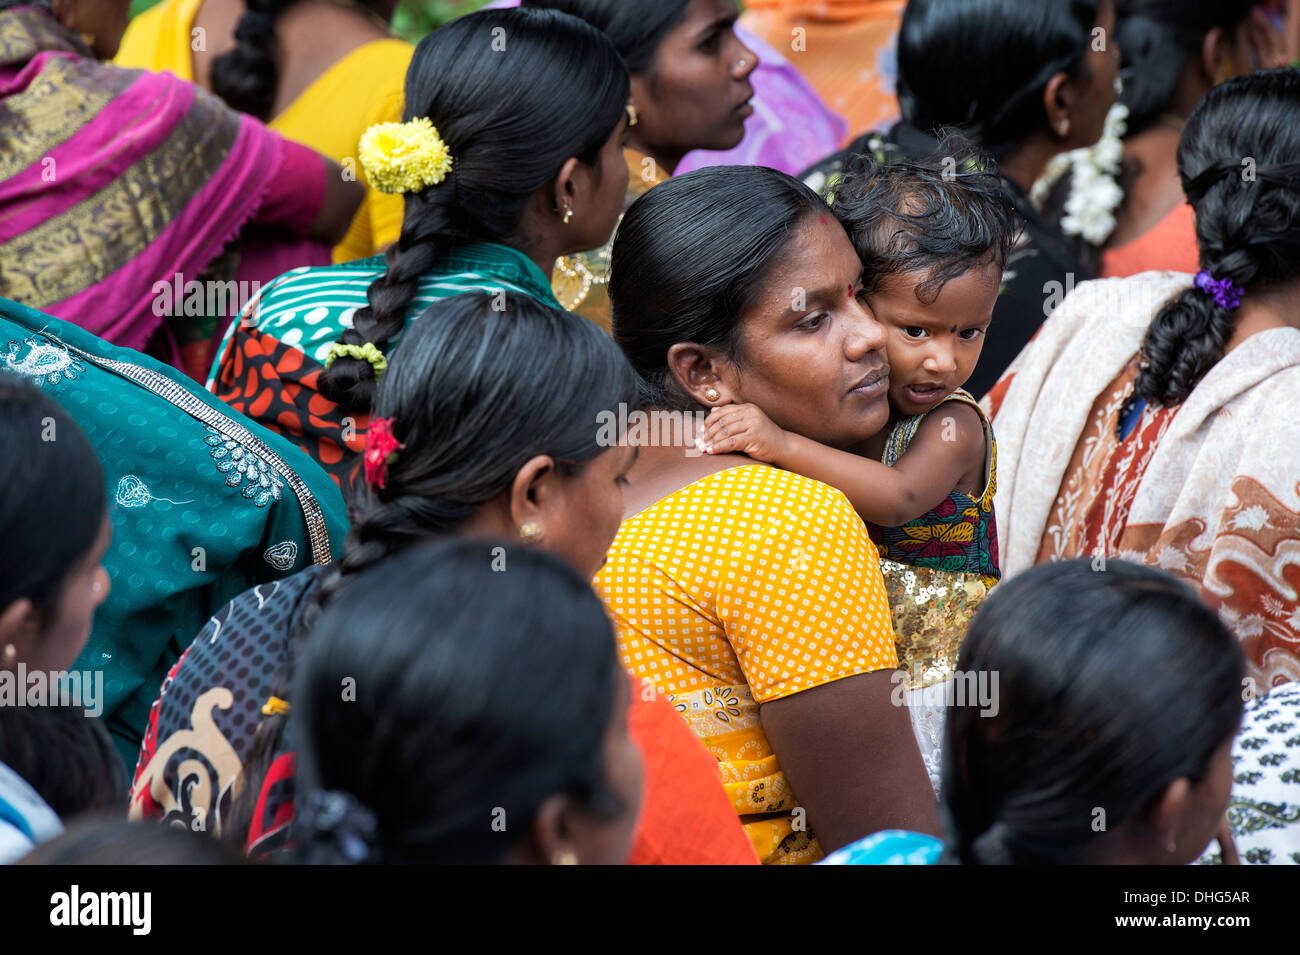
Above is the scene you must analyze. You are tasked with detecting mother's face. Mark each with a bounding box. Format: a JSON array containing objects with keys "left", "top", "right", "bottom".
[{"left": 700, "top": 215, "right": 891, "bottom": 451}]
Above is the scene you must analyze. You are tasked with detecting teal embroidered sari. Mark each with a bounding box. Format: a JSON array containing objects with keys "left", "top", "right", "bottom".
[{"left": 0, "top": 297, "right": 348, "bottom": 766}]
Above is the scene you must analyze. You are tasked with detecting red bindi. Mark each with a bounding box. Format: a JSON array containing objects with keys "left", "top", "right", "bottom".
[{"left": 820, "top": 215, "right": 827, "bottom": 225}]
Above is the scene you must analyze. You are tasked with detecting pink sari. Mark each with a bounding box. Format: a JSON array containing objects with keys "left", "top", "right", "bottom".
[{"left": 0, "top": 6, "right": 312, "bottom": 368}]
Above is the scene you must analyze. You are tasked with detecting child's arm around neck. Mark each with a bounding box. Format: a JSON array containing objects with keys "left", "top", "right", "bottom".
[{"left": 701, "top": 400, "right": 986, "bottom": 527}]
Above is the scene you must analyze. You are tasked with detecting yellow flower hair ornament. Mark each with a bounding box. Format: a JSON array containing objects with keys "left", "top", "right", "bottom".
[
  {"left": 358, "top": 117, "right": 454, "bottom": 195},
  {"left": 324, "top": 342, "right": 388, "bottom": 380}
]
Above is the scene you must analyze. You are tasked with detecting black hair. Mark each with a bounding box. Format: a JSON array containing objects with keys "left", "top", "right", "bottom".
[
  {"left": 897, "top": 0, "right": 1101, "bottom": 158},
  {"left": 610, "top": 165, "right": 828, "bottom": 410},
  {"left": 831, "top": 134, "right": 1021, "bottom": 304},
  {"left": 18, "top": 817, "right": 243, "bottom": 865},
  {"left": 0, "top": 373, "right": 105, "bottom": 621},
  {"left": 0, "top": 706, "right": 125, "bottom": 820},
  {"left": 226, "top": 292, "right": 638, "bottom": 844},
  {"left": 292, "top": 538, "right": 627, "bottom": 864},
  {"left": 1115, "top": 0, "right": 1255, "bottom": 136},
  {"left": 318, "top": 8, "right": 630, "bottom": 416},
  {"left": 520, "top": 0, "right": 689, "bottom": 74},
  {"left": 941, "top": 559, "right": 1244, "bottom": 865},
  {"left": 209, "top": 0, "right": 394, "bottom": 121},
  {"left": 1134, "top": 69, "right": 1300, "bottom": 407}
]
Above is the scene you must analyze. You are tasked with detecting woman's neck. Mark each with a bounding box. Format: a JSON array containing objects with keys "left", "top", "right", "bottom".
[
  {"left": 1225, "top": 279, "right": 1300, "bottom": 355},
  {"left": 625, "top": 133, "right": 681, "bottom": 178},
  {"left": 997, "top": 132, "right": 1064, "bottom": 195}
]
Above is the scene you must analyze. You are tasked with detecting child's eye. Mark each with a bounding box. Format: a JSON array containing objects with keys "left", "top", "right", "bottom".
[
  {"left": 960, "top": 328, "right": 986, "bottom": 341},
  {"left": 700, "top": 31, "right": 722, "bottom": 53},
  {"left": 903, "top": 326, "right": 928, "bottom": 339},
  {"left": 797, "top": 313, "right": 828, "bottom": 331}
]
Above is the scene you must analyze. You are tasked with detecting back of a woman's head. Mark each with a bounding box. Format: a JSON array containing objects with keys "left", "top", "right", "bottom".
[
  {"left": 520, "top": 0, "right": 689, "bottom": 73},
  {"left": 331, "top": 290, "right": 638, "bottom": 582},
  {"left": 293, "top": 538, "right": 624, "bottom": 864},
  {"left": 0, "top": 373, "right": 104, "bottom": 618},
  {"left": 1135, "top": 68, "right": 1300, "bottom": 406},
  {"left": 897, "top": 0, "right": 1099, "bottom": 157},
  {"left": 318, "top": 7, "right": 630, "bottom": 414},
  {"left": 19, "top": 818, "right": 243, "bottom": 865},
  {"left": 942, "top": 559, "right": 1244, "bottom": 865},
  {"left": 1115, "top": 0, "right": 1255, "bottom": 136},
  {"left": 610, "top": 165, "right": 827, "bottom": 409}
]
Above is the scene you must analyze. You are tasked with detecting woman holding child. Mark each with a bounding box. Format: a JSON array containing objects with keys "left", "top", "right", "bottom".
[{"left": 600, "top": 154, "right": 1014, "bottom": 862}]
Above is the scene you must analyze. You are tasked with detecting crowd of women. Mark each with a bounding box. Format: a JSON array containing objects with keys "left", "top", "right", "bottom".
[{"left": 1, "top": 0, "right": 1298, "bottom": 866}]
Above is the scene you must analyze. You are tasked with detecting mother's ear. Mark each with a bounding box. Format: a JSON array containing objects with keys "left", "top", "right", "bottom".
[
  {"left": 666, "top": 342, "right": 737, "bottom": 408},
  {"left": 507, "top": 454, "right": 559, "bottom": 540}
]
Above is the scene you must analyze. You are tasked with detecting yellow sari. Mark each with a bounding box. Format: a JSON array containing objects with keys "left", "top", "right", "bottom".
[{"left": 116, "top": 0, "right": 411, "bottom": 263}]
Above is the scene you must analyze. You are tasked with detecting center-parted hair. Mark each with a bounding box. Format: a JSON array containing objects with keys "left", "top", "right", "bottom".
[
  {"left": 317, "top": 8, "right": 630, "bottom": 415},
  {"left": 610, "top": 165, "right": 828, "bottom": 410},
  {"left": 941, "top": 559, "right": 1244, "bottom": 865},
  {"left": 831, "top": 136, "right": 1021, "bottom": 304},
  {"left": 897, "top": 0, "right": 1100, "bottom": 158},
  {"left": 293, "top": 538, "right": 626, "bottom": 864},
  {"left": 226, "top": 292, "right": 638, "bottom": 843},
  {"left": 520, "top": 0, "right": 689, "bottom": 74},
  {"left": 1134, "top": 69, "right": 1300, "bottom": 407}
]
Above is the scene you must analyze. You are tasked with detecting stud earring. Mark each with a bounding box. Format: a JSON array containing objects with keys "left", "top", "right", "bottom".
[
  {"left": 1058, "top": 118, "right": 1071, "bottom": 137},
  {"left": 519, "top": 522, "right": 543, "bottom": 541},
  {"left": 1, "top": 644, "right": 15, "bottom": 669},
  {"left": 704, "top": 387, "right": 720, "bottom": 402}
]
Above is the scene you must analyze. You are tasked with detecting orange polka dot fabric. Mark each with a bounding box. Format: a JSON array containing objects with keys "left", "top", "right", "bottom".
[{"left": 593, "top": 464, "right": 898, "bottom": 864}]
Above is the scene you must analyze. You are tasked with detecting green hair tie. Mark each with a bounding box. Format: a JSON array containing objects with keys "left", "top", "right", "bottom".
[{"left": 324, "top": 342, "right": 388, "bottom": 379}]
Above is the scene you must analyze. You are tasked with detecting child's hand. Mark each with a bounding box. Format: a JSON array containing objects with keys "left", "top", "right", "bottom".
[{"left": 700, "top": 403, "right": 791, "bottom": 463}]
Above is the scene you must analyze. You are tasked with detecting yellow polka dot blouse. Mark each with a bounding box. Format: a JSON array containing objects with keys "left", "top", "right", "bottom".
[{"left": 593, "top": 464, "right": 898, "bottom": 864}]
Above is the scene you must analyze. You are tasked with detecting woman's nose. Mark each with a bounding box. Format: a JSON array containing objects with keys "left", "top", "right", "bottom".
[
  {"left": 731, "top": 37, "right": 759, "bottom": 79},
  {"left": 844, "top": 297, "right": 887, "bottom": 359}
]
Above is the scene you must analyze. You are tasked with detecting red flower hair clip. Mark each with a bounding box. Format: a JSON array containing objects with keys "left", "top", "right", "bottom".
[{"left": 364, "top": 417, "right": 403, "bottom": 490}]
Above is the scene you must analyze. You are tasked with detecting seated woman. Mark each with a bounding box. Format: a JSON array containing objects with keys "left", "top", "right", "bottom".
[
  {"left": 1096, "top": 1, "right": 1271, "bottom": 278},
  {"left": 0, "top": 0, "right": 363, "bottom": 379},
  {"left": 0, "top": 374, "right": 112, "bottom": 862},
  {"left": 826, "top": 560, "right": 1245, "bottom": 865},
  {"left": 0, "top": 297, "right": 348, "bottom": 767},
  {"left": 802, "top": 0, "right": 1120, "bottom": 399},
  {"left": 603, "top": 164, "right": 939, "bottom": 864},
  {"left": 292, "top": 539, "right": 643, "bottom": 865},
  {"left": 116, "top": 0, "right": 412, "bottom": 265},
  {"left": 991, "top": 69, "right": 1300, "bottom": 688},
  {"left": 518, "top": 0, "right": 758, "bottom": 329},
  {"left": 208, "top": 7, "right": 632, "bottom": 487},
  {"left": 134, "top": 292, "right": 758, "bottom": 866}
]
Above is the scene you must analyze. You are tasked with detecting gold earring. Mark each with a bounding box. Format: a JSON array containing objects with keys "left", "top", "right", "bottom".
[
  {"left": 519, "top": 522, "right": 543, "bottom": 541},
  {"left": 562, "top": 205, "right": 573, "bottom": 225},
  {"left": 704, "top": 387, "right": 720, "bottom": 402},
  {"left": 1, "top": 644, "right": 16, "bottom": 669},
  {"left": 551, "top": 849, "right": 577, "bottom": 865},
  {"left": 626, "top": 103, "right": 638, "bottom": 127}
]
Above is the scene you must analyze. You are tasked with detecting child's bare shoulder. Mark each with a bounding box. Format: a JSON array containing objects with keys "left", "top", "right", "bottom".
[{"left": 911, "top": 400, "right": 986, "bottom": 463}]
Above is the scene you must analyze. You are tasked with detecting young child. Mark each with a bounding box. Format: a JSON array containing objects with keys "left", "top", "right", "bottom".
[{"left": 700, "top": 146, "right": 1018, "bottom": 589}]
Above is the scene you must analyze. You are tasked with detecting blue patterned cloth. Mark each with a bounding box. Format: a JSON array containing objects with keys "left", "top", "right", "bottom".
[{"left": 819, "top": 829, "right": 944, "bottom": 865}]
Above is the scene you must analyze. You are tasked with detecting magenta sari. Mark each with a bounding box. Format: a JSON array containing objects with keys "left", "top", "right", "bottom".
[{"left": 0, "top": 6, "right": 307, "bottom": 367}]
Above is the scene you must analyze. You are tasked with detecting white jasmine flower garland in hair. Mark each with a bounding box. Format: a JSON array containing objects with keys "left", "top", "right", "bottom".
[{"left": 1031, "top": 99, "right": 1129, "bottom": 246}]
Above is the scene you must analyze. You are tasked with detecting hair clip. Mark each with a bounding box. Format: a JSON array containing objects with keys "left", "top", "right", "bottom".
[{"left": 1193, "top": 269, "right": 1243, "bottom": 311}]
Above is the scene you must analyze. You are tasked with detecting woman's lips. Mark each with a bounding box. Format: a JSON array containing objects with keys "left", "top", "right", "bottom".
[{"left": 848, "top": 368, "right": 889, "bottom": 400}]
